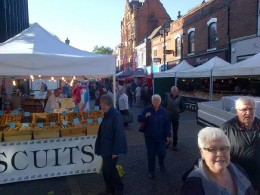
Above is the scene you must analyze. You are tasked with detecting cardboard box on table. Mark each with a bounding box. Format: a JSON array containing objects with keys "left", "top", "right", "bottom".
[
  {"left": 3, "top": 123, "right": 33, "bottom": 142},
  {"left": 60, "top": 126, "right": 87, "bottom": 137}
]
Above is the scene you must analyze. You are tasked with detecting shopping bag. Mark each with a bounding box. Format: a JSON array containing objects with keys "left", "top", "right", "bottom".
[{"left": 116, "top": 164, "right": 125, "bottom": 177}]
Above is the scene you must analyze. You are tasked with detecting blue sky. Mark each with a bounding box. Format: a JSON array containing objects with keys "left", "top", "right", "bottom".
[{"left": 28, "top": 0, "right": 205, "bottom": 52}]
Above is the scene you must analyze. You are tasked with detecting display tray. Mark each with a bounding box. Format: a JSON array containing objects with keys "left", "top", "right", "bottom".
[
  {"left": 33, "top": 129, "right": 60, "bottom": 140},
  {"left": 86, "top": 124, "right": 100, "bottom": 135},
  {"left": 60, "top": 126, "right": 87, "bottom": 137},
  {"left": 3, "top": 130, "right": 32, "bottom": 142}
]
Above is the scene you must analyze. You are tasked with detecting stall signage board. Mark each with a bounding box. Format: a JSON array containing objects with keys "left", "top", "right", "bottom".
[
  {"left": 60, "top": 98, "right": 75, "bottom": 109},
  {"left": 0, "top": 136, "right": 102, "bottom": 184}
]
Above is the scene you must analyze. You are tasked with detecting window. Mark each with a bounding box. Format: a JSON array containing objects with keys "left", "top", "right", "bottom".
[
  {"left": 153, "top": 50, "right": 157, "bottom": 57},
  {"left": 208, "top": 22, "right": 217, "bottom": 49},
  {"left": 175, "top": 37, "right": 181, "bottom": 57},
  {"left": 188, "top": 31, "right": 195, "bottom": 53}
]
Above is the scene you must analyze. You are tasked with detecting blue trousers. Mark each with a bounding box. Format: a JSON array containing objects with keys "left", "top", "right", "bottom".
[{"left": 145, "top": 137, "right": 166, "bottom": 174}]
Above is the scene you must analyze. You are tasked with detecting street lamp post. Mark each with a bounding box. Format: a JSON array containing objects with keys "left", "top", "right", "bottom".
[{"left": 159, "top": 26, "right": 170, "bottom": 71}]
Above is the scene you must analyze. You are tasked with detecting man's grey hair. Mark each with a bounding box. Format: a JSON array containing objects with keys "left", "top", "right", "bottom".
[
  {"left": 151, "top": 94, "right": 161, "bottom": 102},
  {"left": 100, "top": 94, "right": 114, "bottom": 107},
  {"left": 171, "top": 86, "right": 178, "bottom": 91},
  {"left": 198, "top": 127, "right": 230, "bottom": 149},
  {"left": 235, "top": 96, "right": 256, "bottom": 109}
]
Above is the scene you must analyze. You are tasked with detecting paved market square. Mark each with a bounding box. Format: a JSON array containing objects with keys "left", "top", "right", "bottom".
[{"left": 0, "top": 104, "right": 201, "bottom": 195}]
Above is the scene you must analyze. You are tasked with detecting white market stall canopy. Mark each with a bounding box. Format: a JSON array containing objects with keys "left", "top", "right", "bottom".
[
  {"left": 0, "top": 23, "right": 115, "bottom": 77},
  {"left": 177, "top": 56, "right": 231, "bottom": 78},
  {"left": 213, "top": 53, "right": 260, "bottom": 76},
  {"left": 153, "top": 60, "right": 193, "bottom": 78}
]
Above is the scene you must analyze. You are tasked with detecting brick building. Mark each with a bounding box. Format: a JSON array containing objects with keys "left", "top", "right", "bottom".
[
  {"left": 151, "top": 0, "right": 260, "bottom": 69},
  {"left": 0, "top": 0, "right": 29, "bottom": 43},
  {"left": 120, "top": 0, "right": 170, "bottom": 70}
]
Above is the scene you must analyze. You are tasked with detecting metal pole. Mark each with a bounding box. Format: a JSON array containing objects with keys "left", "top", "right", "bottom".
[{"left": 163, "top": 32, "right": 166, "bottom": 71}]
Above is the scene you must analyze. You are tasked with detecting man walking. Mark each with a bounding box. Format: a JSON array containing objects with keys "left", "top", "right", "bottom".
[
  {"left": 95, "top": 94, "right": 127, "bottom": 195},
  {"left": 162, "top": 86, "right": 185, "bottom": 151}
]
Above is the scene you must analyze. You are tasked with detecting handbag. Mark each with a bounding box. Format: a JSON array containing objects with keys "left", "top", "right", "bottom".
[
  {"left": 137, "top": 114, "right": 146, "bottom": 133},
  {"left": 123, "top": 112, "right": 134, "bottom": 123},
  {"left": 138, "top": 122, "right": 146, "bottom": 133}
]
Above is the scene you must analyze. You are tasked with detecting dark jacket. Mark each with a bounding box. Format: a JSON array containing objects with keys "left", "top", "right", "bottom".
[
  {"left": 95, "top": 107, "right": 127, "bottom": 157},
  {"left": 221, "top": 116, "right": 260, "bottom": 188},
  {"left": 162, "top": 94, "right": 185, "bottom": 120},
  {"left": 138, "top": 105, "right": 171, "bottom": 140},
  {"left": 181, "top": 159, "right": 255, "bottom": 195}
]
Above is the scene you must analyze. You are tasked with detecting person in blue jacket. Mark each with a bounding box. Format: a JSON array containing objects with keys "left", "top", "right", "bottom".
[
  {"left": 138, "top": 94, "right": 171, "bottom": 179},
  {"left": 95, "top": 94, "right": 127, "bottom": 195}
]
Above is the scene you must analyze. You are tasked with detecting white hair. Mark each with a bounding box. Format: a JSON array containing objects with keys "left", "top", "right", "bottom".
[
  {"left": 235, "top": 96, "right": 256, "bottom": 109},
  {"left": 198, "top": 127, "right": 230, "bottom": 149},
  {"left": 171, "top": 86, "right": 178, "bottom": 91},
  {"left": 151, "top": 94, "right": 161, "bottom": 102}
]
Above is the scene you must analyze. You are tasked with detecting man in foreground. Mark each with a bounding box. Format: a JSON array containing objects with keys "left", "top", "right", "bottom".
[
  {"left": 95, "top": 94, "right": 127, "bottom": 195},
  {"left": 222, "top": 96, "right": 260, "bottom": 193}
]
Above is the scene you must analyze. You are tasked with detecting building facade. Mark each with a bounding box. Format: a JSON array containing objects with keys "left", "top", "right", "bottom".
[
  {"left": 120, "top": 0, "right": 170, "bottom": 71},
  {"left": 0, "top": 0, "right": 29, "bottom": 43},
  {"left": 148, "top": 0, "right": 260, "bottom": 70}
]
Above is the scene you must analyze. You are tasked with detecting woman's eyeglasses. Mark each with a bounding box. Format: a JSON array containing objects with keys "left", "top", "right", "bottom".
[{"left": 203, "top": 146, "right": 230, "bottom": 153}]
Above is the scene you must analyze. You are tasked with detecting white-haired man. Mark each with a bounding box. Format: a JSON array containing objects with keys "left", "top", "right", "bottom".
[
  {"left": 221, "top": 96, "right": 260, "bottom": 193},
  {"left": 162, "top": 86, "right": 185, "bottom": 151}
]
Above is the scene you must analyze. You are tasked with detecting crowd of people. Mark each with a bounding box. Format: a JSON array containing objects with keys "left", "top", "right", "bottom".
[
  {"left": 111, "top": 87, "right": 260, "bottom": 195},
  {"left": 42, "top": 79, "right": 260, "bottom": 195}
]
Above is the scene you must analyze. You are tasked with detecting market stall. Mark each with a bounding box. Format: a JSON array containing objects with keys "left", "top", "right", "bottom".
[
  {"left": 153, "top": 60, "right": 193, "bottom": 96},
  {"left": 197, "top": 54, "right": 260, "bottom": 127},
  {"left": 176, "top": 56, "right": 231, "bottom": 101},
  {"left": 213, "top": 53, "right": 260, "bottom": 77},
  {"left": 0, "top": 23, "right": 115, "bottom": 184}
]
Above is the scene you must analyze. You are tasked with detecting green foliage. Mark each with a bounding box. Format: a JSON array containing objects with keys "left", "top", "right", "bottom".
[{"left": 92, "top": 45, "right": 113, "bottom": 55}]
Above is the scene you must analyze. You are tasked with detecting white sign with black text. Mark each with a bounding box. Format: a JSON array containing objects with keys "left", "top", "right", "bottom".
[{"left": 0, "top": 136, "right": 102, "bottom": 184}]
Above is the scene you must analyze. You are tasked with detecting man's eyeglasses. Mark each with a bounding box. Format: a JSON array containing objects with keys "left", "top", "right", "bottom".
[
  {"left": 203, "top": 146, "right": 230, "bottom": 153},
  {"left": 236, "top": 108, "right": 255, "bottom": 112}
]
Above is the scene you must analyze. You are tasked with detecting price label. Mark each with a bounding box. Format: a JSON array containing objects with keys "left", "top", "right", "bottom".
[
  {"left": 63, "top": 121, "right": 68, "bottom": 125},
  {"left": 87, "top": 118, "right": 93, "bottom": 124},
  {"left": 12, "top": 110, "right": 19, "bottom": 114},
  {"left": 73, "top": 118, "right": 80, "bottom": 124},
  {"left": 0, "top": 110, "right": 4, "bottom": 115},
  {"left": 62, "top": 111, "right": 67, "bottom": 116},
  {"left": 23, "top": 123, "right": 29, "bottom": 127},
  {"left": 50, "top": 122, "right": 56, "bottom": 126},
  {"left": 37, "top": 123, "right": 44, "bottom": 128},
  {"left": 9, "top": 123, "right": 16, "bottom": 128},
  {"left": 24, "top": 112, "right": 30, "bottom": 116},
  {"left": 98, "top": 118, "right": 103, "bottom": 123},
  {"left": 49, "top": 108, "right": 54, "bottom": 113},
  {"left": 73, "top": 107, "right": 79, "bottom": 113},
  {"left": 94, "top": 106, "right": 99, "bottom": 110}
]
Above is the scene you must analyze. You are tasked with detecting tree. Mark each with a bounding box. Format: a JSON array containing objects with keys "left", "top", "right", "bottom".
[{"left": 92, "top": 45, "right": 113, "bottom": 55}]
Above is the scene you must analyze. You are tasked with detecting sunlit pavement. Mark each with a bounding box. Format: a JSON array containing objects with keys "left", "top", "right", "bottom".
[{"left": 0, "top": 104, "right": 202, "bottom": 195}]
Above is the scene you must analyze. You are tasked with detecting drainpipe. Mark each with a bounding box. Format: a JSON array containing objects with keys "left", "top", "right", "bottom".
[
  {"left": 257, "top": 0, "right": 260, "bottom": 36},
  {"left": 227, "top": 6, "right": 231, "bottom": 63}
]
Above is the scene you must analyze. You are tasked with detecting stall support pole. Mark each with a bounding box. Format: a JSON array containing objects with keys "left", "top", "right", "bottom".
[
  {"left": 113, "top": 75, "right": 116, "bottom": 108},
  {"left": 174, "top": 72, "right": 177, "bottom": 86},
  {"left": 209, "top": 71, "right": 213, "bottom": 101}
]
